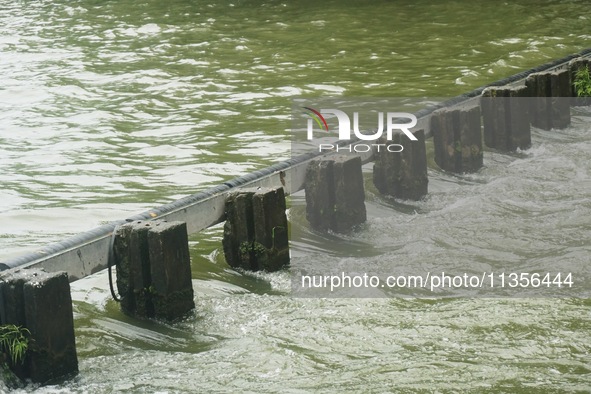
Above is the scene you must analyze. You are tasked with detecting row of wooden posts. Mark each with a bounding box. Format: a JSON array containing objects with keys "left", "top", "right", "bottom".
[{"left": 0, "top": 57, "right": 589, "bottom": 385}]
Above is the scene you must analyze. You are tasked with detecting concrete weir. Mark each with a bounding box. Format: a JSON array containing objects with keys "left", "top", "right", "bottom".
[
  {"left": 0, "top": 48, "right": 590, "bottom": 385},
  {"left": 1, "top": 48, "right": 590, "bottom": 278}
]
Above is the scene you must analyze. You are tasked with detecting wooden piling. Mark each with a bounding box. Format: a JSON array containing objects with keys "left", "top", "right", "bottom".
[
  {"left": 481, "top": 86, "right": 531, "bottom": 151},
  {"left": 222, "top": 187, "right": 290, "bottom": 272},
  {"left": 525, "top": 72, "right": 551, "bottom": 131},
  {"left": 0, "top": 269, "right": 78, "bottom": 384},
  {"left": 223, "top": 192, "right": 255, "bottom": 270},
  {"left": 372, "top": 130, "right": 428, "bottom": 200},
  {"left": 113, "top": 221, "right": 152, "bottom": 318},
  {"left": 148, "top": 221, "right": 195, "bottom": 321},
  {"left": 431, "top": 106, "right": 483, "bottom": 173},
  {"left": 550, "top": 70, "right": 571, "bottom": 129},
  {"left": 525, "top": 70, "right": 571, "bottom": 129},
  {"left": 305, "top": 155, "right": 366, "bottom": 232},
  {"left": 113, "top": 220, "right": 195, "bottom": 321}
]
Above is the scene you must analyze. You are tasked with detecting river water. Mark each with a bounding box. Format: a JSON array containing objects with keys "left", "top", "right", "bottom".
[{"left": 1, "top": 0, "right": 590, "bottom": 392}]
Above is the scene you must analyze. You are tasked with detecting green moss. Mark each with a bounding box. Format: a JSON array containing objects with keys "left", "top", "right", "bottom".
[
  {"left": 152, "top": 288, "right": 195, "bottom": 321},
  {"left": 239, "top": 241, "right": 252, "bottom": 261},
  {"left": 142, "top": 285, "right": 156, "bottom": 295},
  {"left": 239, "top": 241, "right": 267, "bottom": 257},
  {"left": 1, "top": 361, "right": 22, "bottom": 389},
  {"left": 252, "top": 242, "right": 267, "bottom": 256}
]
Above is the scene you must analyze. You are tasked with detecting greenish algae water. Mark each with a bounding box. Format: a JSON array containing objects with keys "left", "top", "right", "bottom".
[{"left": 0, "top": 0, "right": 590, "bottom": 392}]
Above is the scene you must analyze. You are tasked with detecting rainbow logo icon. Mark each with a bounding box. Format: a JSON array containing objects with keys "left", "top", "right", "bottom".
[{"left": 303, "top": 107, "right": 329, "bottom": 132}]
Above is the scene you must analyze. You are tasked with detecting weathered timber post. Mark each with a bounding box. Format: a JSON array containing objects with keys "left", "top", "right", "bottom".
[
  {"left": 113, "top": 220, "right": 195, "bottom": 321},
  {"left": 222, "top": 187, "right": 290, "bottom": 272},
  {"left": 568, "top": 57, "right": 591, "bottom": 106},
  {"left": 525, "top": 70, "right": 571, "bottom": 129},
  {"left": 481, "top": 86, "right": 531, "bottom": 151},
  {"left": 373, "top": 130, "right": 428, "bottom": 200},
  {"left": 114, "top": 221, "right": 150, "bottom": 318},
  {"left": 0, "top": 269, "right": 78, "bottom": 384},
  {"left": 431, "top": 106, "right": 483, "bottom": 173},
  {"left": 526, "top": 72, "right": 551, "bottom": 130},
  {"left": 550, "top": 70, "right": 572, "bottom": 129},
  {"left": 305, "top": 155, "right": 366, "bottom": 232},
  {"left": 148, "top": 221, "right": 195, "bottom": 320}
]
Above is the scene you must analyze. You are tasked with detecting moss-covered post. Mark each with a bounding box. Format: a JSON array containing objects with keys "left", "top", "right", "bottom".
[
  {"left": 0, "top": 269, "right": 78, "bottom": 384},
  {"left": 113, "top": 220, "right": 195, "bottom": 321},
  {"left": 481, "top": 86, "right": 531, "bottom": 151},
  {"left": 305, "top": 155, "right": 366, "bottom": 232},
  {"left": 222, "top": 192, "right": 254, "bottom": 270},
  {"left": 222, "top": 187, "right": 290, "bottom": 272},
  {"left": 372, "top": 129, "right": 428, "bottom": 200},
  {"left": 431, "top": 106, "right": 483, "bottom": 173}
]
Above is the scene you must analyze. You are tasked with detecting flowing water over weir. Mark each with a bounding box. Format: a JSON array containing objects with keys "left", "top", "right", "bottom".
[{"left": 1, "top": 0, "right": 591, "bottom": 392}]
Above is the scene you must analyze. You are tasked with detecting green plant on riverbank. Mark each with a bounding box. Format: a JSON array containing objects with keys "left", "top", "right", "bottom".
[
  {"left": 0, "top": 325, "right": 30, "bottom": 365},
  {"left": 573, "top": 67, "right": 591, "bottom": 97}
]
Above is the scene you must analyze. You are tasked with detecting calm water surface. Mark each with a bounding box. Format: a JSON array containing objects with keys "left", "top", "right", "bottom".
[{"left": 1, "top": 0, "right": 590, "bottom": 392}]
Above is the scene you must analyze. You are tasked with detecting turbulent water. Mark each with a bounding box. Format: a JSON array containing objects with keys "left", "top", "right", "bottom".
[{"left": 1, "top": 0, "right": 590, "bottom": 392}]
